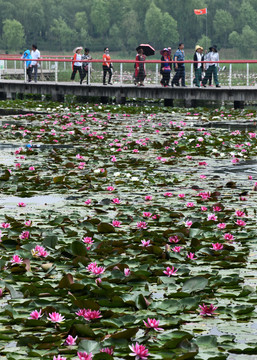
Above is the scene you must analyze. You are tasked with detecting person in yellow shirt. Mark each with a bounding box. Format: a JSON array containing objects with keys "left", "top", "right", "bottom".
[{"left": 102, "top": 47, "right": 113, "bottom": 85}]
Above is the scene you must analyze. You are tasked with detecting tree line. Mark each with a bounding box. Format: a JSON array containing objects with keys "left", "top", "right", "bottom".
[{"left": 0, "top": 0, "right": 256, "bottom": 56}]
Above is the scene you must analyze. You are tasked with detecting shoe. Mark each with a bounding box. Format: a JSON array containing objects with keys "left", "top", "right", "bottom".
[
  {"left": 103, "top": 83, "right": 107, "bottom": 85},
  {"left": 80, "top": 80, "right": 83, "bottom": 85},
  {"left": 202, "top": 84, "right": 206, "bottom": 87},
  {"left": 108, "top": 82, "right": 113, "bottom": 85},
  {"left": 171, "top": 82, "right": 174, "bottom": 87},
  {"left": 216, "top": 85, "right": 221, "bottom": 88}
]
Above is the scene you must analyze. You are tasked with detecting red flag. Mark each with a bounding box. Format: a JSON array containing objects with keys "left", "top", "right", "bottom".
[{"left": 194, "top": 8, "right": 207, "bottom": 15}]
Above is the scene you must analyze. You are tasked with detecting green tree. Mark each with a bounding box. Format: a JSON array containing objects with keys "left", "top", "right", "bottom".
[
  {"left": 197, "top": 35, "right": 211, "bottom": 50},
  {"left": 2, "top": 19, "right": 25, "bottom": 51},
  {"left": 90, "top": 0, "right": 110, "bottom": 38},
  {"left": 213, "top": 9, "right": 234, "bottom": 46},
  {"left": 161, "top": 12, "right": 179, "bottom": 47},
  {"left": 50, "top": 17, "right": 75, "bottom": 50},
  {"left": 144, "top": 2, "right": 163, "bottom": 46}
]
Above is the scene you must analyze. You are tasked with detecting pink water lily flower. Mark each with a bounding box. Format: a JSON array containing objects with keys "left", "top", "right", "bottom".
[
  {"left": 24, "top": 220, "right": 32, "bottom": 227},
  {"left": 1, "top": 222, "right": 10, "bottom": 228},
  {"left": 164, "top": 192, "right": 173, "bottom": 197},
  {"left": 168, "top": 235, "right": 180, "bottom": 243},
  {"left": 186, "top": 202, "right": 195, "bottom": 207},
  {"left": 47, "top": 312, "right": 65, "bottom": 323},
  {"left": 187, "top": 252, "right": 197, "bottom": 260},
  {"left": 185, "top": 220, "right": 192, "bottom": 228},
  {"left": 124, "top": 268, "right": 131, "bottom": 277},
  {"left": 236, "top": 219, "right": 246, "bottom": 226},
  {"left": 201, "top": 206, "right": 208, "bottom": 211},
  {"left": 53, "top": 356, "right": 67, "bottom": 360},
  {"left": 112, "top": 220, "right": 121, "bottom": 227},
  {"left": 224, "top": 233, "right": 234, "bottom": 241},
  {"left": 84, "top": 199, "right": 91, "bottom": 205},
  {"left": 100, "top": 347, "right": 114, "bottom": 355},
  {"left": 77, "top": 352, "right": 93, "bottom": 360},
  {"left": 211, "top": 243, "right": 223, "bottom": 251},
  {"left": 137, "top": 221, "right": 148, "bottom": 229},
  {"left": 11, "top": 255, "right": 23, "bottom": 263},
  {"left": 19, "top": 231, "right": 30, "bottom": 240},
  {"left": 29, "top": 309, "right": 43, "bottom": 319},
  {"left": 172, "top": 246, "right": 182, "bottom": 253},
  {"left": 208, "top": 214, "right": 217, "bottom": 221},
  {"left": 65, "top": 335, "right": 77, "bottom": 346},
  {"left": 112, "top": 198, "right": 121, "bottom": 204},
  {"left": 32, "top": 245, "right": 49, "bottom": 258},
  {"left": 163, "top": 266, "right": 178, "bottom": 277},
  {"left": 18, "top": 202, "right": 26, "bottom": 207},
  {"left": 129, "top": 342, "right": 149, "bottom": 360},
  {"left": 143, "top": 212, "right": 152, "bottom": 218},
  {"left": 143, "top": 318, "right": 163, "bottom": 331},
  {"left": 199, "top": 303, "right": 218, "bottom": 316},
  {"left": 217, "top": 223, "right": 226, "bottom": 229},
  {"left": 140, "top": 240, "right": 151, "bottom": 247},
  {"left": 107, "top": 186, "right": 115, "bottom": 191},
  {"left": 235, "top": 210, "right": 246, "bottom": 217},
  {"left": 144, "top": 195, "right": 152, "bottom": 201},
  {"left": 76, "top": 309, "right": 102, "bottom": 321}
]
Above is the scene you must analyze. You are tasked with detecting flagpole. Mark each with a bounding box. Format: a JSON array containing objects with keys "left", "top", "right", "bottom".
[{"left": 206, "top": 9, "right": 207, "bottom": 50}]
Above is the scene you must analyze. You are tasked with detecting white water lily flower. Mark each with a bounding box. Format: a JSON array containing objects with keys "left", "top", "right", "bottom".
[
  {"left": 131, "top": 176, "right": 139, "bottom": 181},
  {"left": 114, "top": 172, "right": 121, "bottom": 177},
  {"left": 143, "top": 180, "right": 149, "bottom": 184},
  {"left": 94, "top": 169, "right": 101, "bottom": 174},
  {"left": 126, "top": 173, "right": 132, "bottom": 178}
]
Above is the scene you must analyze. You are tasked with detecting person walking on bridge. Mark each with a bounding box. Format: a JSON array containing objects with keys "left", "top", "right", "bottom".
[
  {"left": 171, "top": 43, "right": 186, "bottom": 87},
  {"left": 202, "top": 45, "right": 220, "bottom": 88},
  {"left": 21, "top": 49, "right": 32, "bottom": 82},
  {"left": 193, "top": 45, "right": 204, "bottom": 87},
  {"left": 102, "top": 47, "right": 113, "bottom": 85},
  {"left": 160, "top": 48, "right": 171, "bottom": 87},
  {"left": 71, "top": 47, "right": 83, "bottom": 84},
  {"left": 31, "top": 44, "right": 40, "bottom": 83},
  {"left": 134, "top": 47, "right": 146, "bottom": 86}
]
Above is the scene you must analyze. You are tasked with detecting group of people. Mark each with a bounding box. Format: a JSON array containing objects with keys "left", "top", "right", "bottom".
[
  {"left": 158, "top": 43, "right": 221, "bottom": 88},
  {"left": 21, "top": 43, "right": 221, "bottom": 88},
  {"left": 21, "top": 45, "right": 41, "bottom": 82}
]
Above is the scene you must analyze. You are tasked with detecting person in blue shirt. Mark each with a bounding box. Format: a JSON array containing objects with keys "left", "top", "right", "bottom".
[
  {"left": 21, "top": 50, "right": 32, "bottom": 82},
  {"left": 171, "top": 43, "right": 186, "bottom": 87}
]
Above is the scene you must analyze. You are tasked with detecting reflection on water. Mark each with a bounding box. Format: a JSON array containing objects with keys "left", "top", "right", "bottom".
[{"left": 0, "top": 195, "right": 65, "bottom": 207}]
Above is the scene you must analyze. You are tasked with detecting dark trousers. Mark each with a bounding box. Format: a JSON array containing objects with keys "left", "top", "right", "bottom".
[
  {"left": 172, "top": 66, "right": 185, "bottom": 86},
  {"left": 71, "top": 65, "right": 83, "bottom": 81},
  {"left": 103, "top": 65, "right": 112, "bottom": 84},
  {"left": 202, "top": 65, "right": 219, "bottom": 86},
  {"left": 161, "top": 71, "right": 171, "bottom": 86},
  {"left": 31, "top": 65, "right": 38, "bottom": 82},
  {"left": 27, "top": 67, "right": 32, "bottom": 82},
  {"left": 194, "top": 68, "right": 202, "bottom": 87},
  {"left": 81, "top": 67, "right": 89, "bottom": 84}
]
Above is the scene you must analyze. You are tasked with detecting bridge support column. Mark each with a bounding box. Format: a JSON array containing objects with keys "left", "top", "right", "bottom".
[
  {"left": 164, "top": 98, "right": 174, "bottom": 107},
  {"left": 100, "top": 96, "right": 109, "bottom": 104},
  {"left": 116, "top": 94, "right": 126, "bottom": 104},
  {"left": 6, "top": 92, "right": 16, "bottom": 100},
  {"left": 184, "top": 99, "right": 196, "bottom": 108},
  {"left": 52, "top": 93, "right": 64, "bottom": 102},
  {"left": 234, "top": 100, "right": 244, "bottom": 109}
]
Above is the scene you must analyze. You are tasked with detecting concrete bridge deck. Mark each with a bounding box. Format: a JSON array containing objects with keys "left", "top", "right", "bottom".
[{"left": 0, "top": 80, "right": 256, "bottom": 108}]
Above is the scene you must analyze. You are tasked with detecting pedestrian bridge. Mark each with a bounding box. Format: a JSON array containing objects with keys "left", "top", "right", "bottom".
[{"left": 0, "top": 80, "right": 255, "bottom": 108}]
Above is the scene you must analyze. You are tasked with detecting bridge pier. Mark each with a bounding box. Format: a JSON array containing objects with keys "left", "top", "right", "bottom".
[
  {"left": 116, "top": 94, "right": 126, "bottom": 104},
  {"left": 234, "top": 100, "right": 244, "bottom": 109},
  {"left": 100, "top": 96, "right": 109, "bottom": 104},
  {"left": 6, "top": 92, "right": 16, "bottom": 100},
  {"left": 164, "top": 98, "right": 174, "bottom": 107},
  {"left": 52, "top": 93, "right": 64, "bottom": 102}
]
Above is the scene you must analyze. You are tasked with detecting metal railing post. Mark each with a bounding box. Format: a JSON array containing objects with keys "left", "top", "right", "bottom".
[
  {"left": 246, "top": 63, "right": 249, "bottom": 86},
  {"left": 191, "top": 63, "right": 193, "bottom": 87},
  {"left": 64, "top": 58, "right": 66, "bottom": 71},
  {"left": 14, "top": 60, "right": 16, "bottom": 73},
  {"left": 24, "top": 61, "right": 27, "bottom": 82},
  {"left": 229, "top": 63, "right": 232, "bottom": 88},
  {"left": 55, "top": 62, "right": 58, "bottom": 83},
  {"left": 88, "top": 63, "right": 91, "bottom": 85},
  {"left": 120, "top": 63, "right": 123, "bottom": 84},
  {"left": 155, "top": 63, "right": 158, "bottom": 84}
]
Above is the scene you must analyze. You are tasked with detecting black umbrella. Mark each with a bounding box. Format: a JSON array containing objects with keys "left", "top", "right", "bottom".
[{"left": 136, "top": 44, "right": 155, "bottom": 56}]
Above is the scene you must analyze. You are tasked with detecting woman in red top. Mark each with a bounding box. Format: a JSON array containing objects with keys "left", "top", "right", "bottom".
[
  {"left": 134, "top": 48, "right": 146, "bottom": 86},
  {"left": 102, "top": 47, "right": 112, "bottom": 85}
]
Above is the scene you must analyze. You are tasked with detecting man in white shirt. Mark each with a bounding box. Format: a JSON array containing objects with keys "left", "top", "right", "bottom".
[
  {"left": 202, "top": 45, "right": 220, "bottom": 88},
  {"left": 31, "top": 44, "right": 40, "bottom": 82}
]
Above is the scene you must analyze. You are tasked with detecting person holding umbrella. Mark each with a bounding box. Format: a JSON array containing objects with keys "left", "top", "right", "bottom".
[
  {"left": 160, "top": 48, "right": 171, "bottom": 87},
  {"left": 21, "top": 49, "right": 32, "bottom": 82},
  {"left": 134, "top": 47, "right": 146, "bottom": 86},
  {"left": 134, "top": 44, "right": 155, "bottom": 86},
  {"left": 71, "top": 46, "right": 83, "bottom": 84}
]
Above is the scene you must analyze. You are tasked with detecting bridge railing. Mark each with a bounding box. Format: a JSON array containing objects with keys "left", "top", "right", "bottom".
[{"left": 0, "top": 57, "right": 257, "bottom": 87}]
